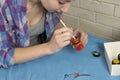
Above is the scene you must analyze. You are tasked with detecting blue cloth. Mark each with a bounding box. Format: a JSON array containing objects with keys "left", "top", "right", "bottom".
[{"left": 0, "top": 34, "right": 120, "bottom": 80}]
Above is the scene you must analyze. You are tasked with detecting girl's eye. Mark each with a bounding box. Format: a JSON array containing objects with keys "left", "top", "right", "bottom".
[{"left": 58, "top": 1, "right": 65, "bottom": 5}]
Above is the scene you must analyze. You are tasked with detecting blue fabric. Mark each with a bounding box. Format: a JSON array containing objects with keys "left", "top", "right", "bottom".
[{"left": 0, "top": 34, "right": 120, "bottom": 80}]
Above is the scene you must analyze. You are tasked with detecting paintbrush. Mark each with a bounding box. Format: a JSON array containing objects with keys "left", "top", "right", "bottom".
[
  {"left": 55, "top": 13, "right": 67, "bottom": 27},
  {"left": 55, "top": 13, "right": 75, "bottom": 38}
]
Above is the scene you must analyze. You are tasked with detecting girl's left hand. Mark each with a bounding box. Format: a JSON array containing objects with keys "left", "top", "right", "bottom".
[{"left": 73, "top": 28, "right": 88, "bottom": 47}]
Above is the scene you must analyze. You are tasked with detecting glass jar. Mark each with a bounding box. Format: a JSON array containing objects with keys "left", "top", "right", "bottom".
[{"left": 71, "top": 36, "right": 84, "bottom": 51}]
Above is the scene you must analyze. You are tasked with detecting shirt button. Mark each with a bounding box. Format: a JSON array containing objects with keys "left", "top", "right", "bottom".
[{"left": 12, "top": 30, "right": 15, "bottom": 33}]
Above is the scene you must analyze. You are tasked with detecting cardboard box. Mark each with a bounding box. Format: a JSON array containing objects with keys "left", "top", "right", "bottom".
[{"left": 104, "top": 41, "right": 120, "bottom": 76}]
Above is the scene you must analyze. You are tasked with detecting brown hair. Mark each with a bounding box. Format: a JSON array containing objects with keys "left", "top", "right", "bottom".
[
  {"left": 29, "top": 0, "right": 40, "bottom": 4},
  {"left": 58, "top": 0, "right": 75, "bottom": 3},
  {"left": 29, "top": 0, "right": 42, "bottom": 7}
]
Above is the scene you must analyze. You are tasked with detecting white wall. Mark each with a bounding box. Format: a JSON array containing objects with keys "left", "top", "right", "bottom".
[{"left": 62, "top": 0, "right": 120, "bottom": 41}]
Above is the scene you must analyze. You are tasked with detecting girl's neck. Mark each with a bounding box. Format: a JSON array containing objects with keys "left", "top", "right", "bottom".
[{"left": 27, "top": 0, "right": 44, "bottom": 26}]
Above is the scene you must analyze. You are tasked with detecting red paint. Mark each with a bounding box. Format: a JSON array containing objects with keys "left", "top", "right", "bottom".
[{"left": 71, "top": 37, "right": 84, "bottom": 51}]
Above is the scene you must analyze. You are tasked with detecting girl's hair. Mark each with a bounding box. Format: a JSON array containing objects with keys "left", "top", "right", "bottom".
[
  {"left": 29, "top": 0, "right": 41, "bottom": 6},
  {"left": 30, "top": 0, "right": 74, "bottom": 3},
  {"left": 61, "top": 0, "right": 74, "bottom": 2},
  {"left": 29, "top": 0, "right": 40, "bottom": 4}
]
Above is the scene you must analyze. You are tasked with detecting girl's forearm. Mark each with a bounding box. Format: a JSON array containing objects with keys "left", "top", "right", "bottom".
[{"left": 14, "top": 43, "right": 52, "bottom": 64}]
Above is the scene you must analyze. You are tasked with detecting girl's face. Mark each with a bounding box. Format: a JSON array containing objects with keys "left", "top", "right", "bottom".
[{"left": 40, "top": 0, "right": 71, "bottom": 13}]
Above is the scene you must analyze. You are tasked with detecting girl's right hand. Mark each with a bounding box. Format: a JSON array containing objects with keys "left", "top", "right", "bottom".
[{"left": 47, "top": 27, "right": 73, "bottom": 54}]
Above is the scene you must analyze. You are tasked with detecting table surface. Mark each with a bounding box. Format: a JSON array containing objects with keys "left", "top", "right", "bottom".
[{"left": 0, "top": 34, "right": 120, "bottom": 80}]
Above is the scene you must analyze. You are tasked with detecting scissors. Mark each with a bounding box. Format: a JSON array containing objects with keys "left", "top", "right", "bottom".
[{"left": 64, "top": 72, "right": 91, "bottom": 80}]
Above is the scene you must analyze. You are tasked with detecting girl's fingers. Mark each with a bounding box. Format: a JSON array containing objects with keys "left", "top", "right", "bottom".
[{"left": 54, "top": 27, "right": 73, "bottom": 34}]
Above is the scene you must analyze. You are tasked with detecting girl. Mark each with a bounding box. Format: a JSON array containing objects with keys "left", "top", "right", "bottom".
[{"left": 0, "top": 0, "right": 88, "bottom": 68}]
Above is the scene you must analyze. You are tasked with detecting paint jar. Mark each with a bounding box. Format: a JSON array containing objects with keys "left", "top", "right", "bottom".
[{"left": 70, "top": 32, "right": 84, "bottom": 51}]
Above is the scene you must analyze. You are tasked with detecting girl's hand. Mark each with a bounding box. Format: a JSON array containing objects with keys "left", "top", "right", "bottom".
[
  {"left": 73, "top": 28, "right": 88, "bottom": 47},
  {"left": 48, "top": 27, "right": 73, "bottom": 54}
]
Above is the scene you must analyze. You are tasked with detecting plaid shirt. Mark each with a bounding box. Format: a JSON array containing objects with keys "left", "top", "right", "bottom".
[{"left": 0, "top": 0, "right": 59, "bottom": 68}]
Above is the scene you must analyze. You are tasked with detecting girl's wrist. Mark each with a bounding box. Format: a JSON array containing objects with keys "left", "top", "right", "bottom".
[{"left": 45, "top": 42, "right": 54, "bottom": 55}]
